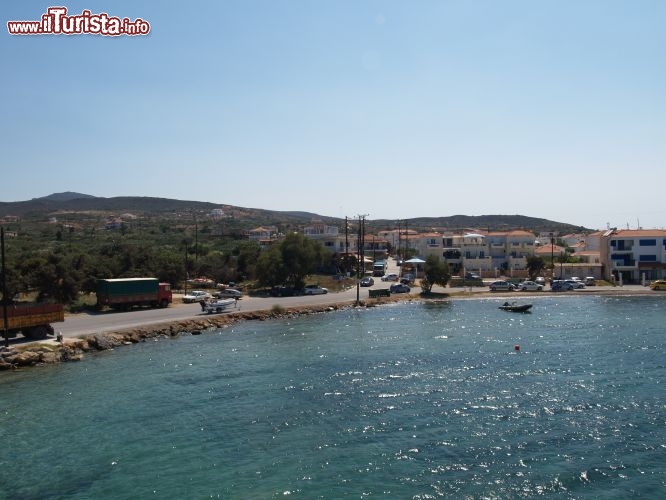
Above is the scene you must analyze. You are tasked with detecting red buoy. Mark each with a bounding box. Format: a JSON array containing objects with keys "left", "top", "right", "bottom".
[{"left": 514, "top": 344, "right": 520, "bottom": 351}]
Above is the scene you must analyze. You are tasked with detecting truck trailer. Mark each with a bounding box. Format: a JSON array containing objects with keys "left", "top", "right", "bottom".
[
  {"left": 2, "top": 303, "right": 65, "bottom": 340},
  {"left": 96, "top": 278, "right": 172, "bottom": 310}
]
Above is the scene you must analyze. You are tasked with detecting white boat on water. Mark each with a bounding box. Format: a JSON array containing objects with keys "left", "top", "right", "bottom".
[{"left": 201, "top": 298, "right": 238, "bottom": 314}]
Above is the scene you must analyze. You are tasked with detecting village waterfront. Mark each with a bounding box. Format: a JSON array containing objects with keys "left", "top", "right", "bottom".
[{"left": 1, "top": 294, "right": 664, "bottom": 498}]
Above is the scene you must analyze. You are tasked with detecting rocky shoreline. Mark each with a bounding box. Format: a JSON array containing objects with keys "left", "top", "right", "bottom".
[{"left": 0, "top": 296, "right": 414, "bottom": 371}]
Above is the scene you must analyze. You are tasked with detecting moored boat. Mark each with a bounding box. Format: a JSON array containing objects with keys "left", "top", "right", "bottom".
[
  {"left": 202, "top": 298, "right": 238, "bottom": 314},
  {"left": 498, "top": 301, "right": 532, "bottom": 312}
]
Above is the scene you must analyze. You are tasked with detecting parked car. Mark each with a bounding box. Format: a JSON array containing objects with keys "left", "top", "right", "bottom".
[
  {"left": 535, "top": 276, "right": 546, "bottom": 285},
  {"left": 565, "top": 279, "right": 585, "bottom": 289},
  {"left": 381, "top": 273, "right": 399, "bottom": 282},
  {"left": 551, "top": 280, "right": 574, "bottom": 291},
  {"left": 270, "top": 286, "right": 298, "bottom": 297},
  {"left": 649, "top": 279, "right": 666, "bottom": 290},
  {"left": 465, "top": 272, "right": 482, "bottom": 280},
  {"left": 390, "top": 283, "right": 411, "bottom": 293},
  {"left": 213, "top": 288, "right": 242, "bottom": 298},
  {"left": 400, "top": 273, "right": 414, "bottom": 285},
  {"left": 489, "top": 280, "right": 515, "bottom": 291},
  {"left": 360, "top": 277, "right": 374, "bottom": 287},
  {"left": 303, "top": 285, "right": 328, "bottom": 295},
  {"left": 584, "top": 277, "right": 596, "bottom": 286},
  {"left": 182, "top": 290, "right": 211, "bottom": 303},
  {"left": 519, "top": 280, "right": 543, "bottom": 291}
]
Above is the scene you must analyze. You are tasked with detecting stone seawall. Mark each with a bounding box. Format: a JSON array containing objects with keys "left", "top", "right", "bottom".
[{"left": 0, "top": 297, "right": 410, "bottom": 370}]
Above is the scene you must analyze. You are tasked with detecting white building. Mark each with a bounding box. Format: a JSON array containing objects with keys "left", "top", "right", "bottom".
[{"left": 601, "top": 229, "right": 666, "bottom": 283}]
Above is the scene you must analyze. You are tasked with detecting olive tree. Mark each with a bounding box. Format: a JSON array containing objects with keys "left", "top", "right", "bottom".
[
  {"left": 526, "top": 255, "right": 545, "bottom": 280},
  {"left": 421, "top": 254, "right": 451, "bottom": 294},
  {"left": 256, "top": 233, "right": 327, "bottom": 288}
]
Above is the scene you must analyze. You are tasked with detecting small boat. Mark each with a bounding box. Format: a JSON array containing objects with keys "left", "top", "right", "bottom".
[
  {"left": 498, "top": 301, "right": 532, "bottom": 312},
  {"left": 202, "top": 298, "right": 238, "bottom": 314}
]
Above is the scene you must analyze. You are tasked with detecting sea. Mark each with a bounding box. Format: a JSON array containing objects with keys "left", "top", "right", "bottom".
[{"left": 1, "top": 294, "right": 664, "bottom": 499}]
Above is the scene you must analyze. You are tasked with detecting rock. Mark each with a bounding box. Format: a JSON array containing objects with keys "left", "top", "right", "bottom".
[
  {"left": 60, "top": 348, "right": 83, "bottom": 362},
  {"left": 87, "top": 334, "right": 116, "bottom": 351},
  {"left": 39, "top": 351, "right": 59, "bottom": 364},
  {"left": 11, "top": 351, "right": 41, "bottom": 366}
]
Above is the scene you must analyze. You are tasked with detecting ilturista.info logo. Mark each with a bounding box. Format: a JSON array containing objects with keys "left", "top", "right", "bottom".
[{"left": 7, "top": 6, "right": 150, "bottom": 36}]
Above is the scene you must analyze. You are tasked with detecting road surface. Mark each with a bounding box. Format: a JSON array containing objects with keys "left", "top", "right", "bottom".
[{"left": 56, "top": 284, "right": 388, "bottom": 338}]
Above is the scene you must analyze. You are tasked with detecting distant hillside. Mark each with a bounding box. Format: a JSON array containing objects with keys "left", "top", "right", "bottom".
[
  {"left": 371, "top": 214, "right": 587, "bottom": 234},
  {"left": 0, "top": 194, "right": 588, "bottom": 233},
  {"left": 0, "top": 195, "right": 337, "bottom": 227},
  {"left": 35, "top": 192, "right": 96, "bottom": 202}
]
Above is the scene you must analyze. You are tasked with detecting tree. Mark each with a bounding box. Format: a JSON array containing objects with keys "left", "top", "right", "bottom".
[
  {"left": 234, "top": 241, "right": 261, "bottom": 280},
  {"left": 526, "top": 255, "right": 545, "bottom": 280},
  {"left": 280, "top": 232, "right": 327, "bottom": 288},
  {"left": 256, "top": 233, "right": 326, "bottom": 288},
  {"left": 422, "top": 255, "right": 451, "bottom": 293},
  {"left": 24, "top": 250, "right": 84, "bottom": 303},
  {"left": 256, "top": 244, "right": 288, "bottom": 287}
]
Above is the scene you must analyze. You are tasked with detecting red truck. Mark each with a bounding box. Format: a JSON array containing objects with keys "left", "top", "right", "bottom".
[
  {"left": 96, "top": 278, "right": 172, "bottom": 310},
  {"left": 2, "top": 303, "right": 65, "bottom": 340}
]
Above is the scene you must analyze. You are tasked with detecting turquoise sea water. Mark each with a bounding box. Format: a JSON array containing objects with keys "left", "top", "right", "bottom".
[{"left": 1, "top": 295, "right": 665, "bottom": 499}]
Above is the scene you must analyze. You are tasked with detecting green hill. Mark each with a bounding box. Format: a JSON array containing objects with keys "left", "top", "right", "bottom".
[{"left": 0, "top": 194, "right": 587, "bottom": 234}]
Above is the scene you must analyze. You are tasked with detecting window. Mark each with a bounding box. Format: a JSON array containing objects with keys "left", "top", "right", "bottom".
[
  {"left": 639, "top": 239, "right": 656, "bottom": 246},
  {"left": 639, "top": 255, "right": 657, "bottom": 262},
  {"left": 616, "top": 240, "right": 633, "bottom": 251},
  {"left": 443, "top": 249, "right": 460, "bottom": 259}
]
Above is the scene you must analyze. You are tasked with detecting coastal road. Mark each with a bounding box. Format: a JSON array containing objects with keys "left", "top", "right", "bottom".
[
  {"left": 55, "top": 256, "right": 415, "bottom": 339},
  {"left": 39, "top": 252, "right": 653, "bottom": 341},
  {"left": 56, "top": 284, "right": 381, "bottom": 339},
  {"left": 57, "top": 281, "right": 647, "bottom": 339}
]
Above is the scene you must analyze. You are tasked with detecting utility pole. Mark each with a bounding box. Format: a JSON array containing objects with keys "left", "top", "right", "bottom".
[
  {"left": 2, "top": 227, "right": 8, "bottom": 348},
  {"left": 345, "top": 216, "right": 349, "bottom": 275},
  {"left": 184, "top": 243, "right": 189, "bottom": 296},
  {"left": 356, "top": 219, "right": 361, "bottom": 305},
  {"left": 397, "top": 220, "right": 401, "bottom": 263},
  {"left": 372, "top": 235, "right": 376, "bottom": 263},
  {"left": 404, "top": 220, "right": 408, "bottom": 261},
  {"left": 356, "top": 214, "right": 368, "bottom": 306},
  {"left": 549, "top": 232, "right": 554, "bottom": 281},
  {"left": 195, "top": 216, "right": 198, "bottom": 264}
]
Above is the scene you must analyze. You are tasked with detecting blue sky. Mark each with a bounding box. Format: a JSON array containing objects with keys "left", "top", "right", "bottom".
[{"left": 2, "top": 1, "right": 665, "bottom": 230}]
